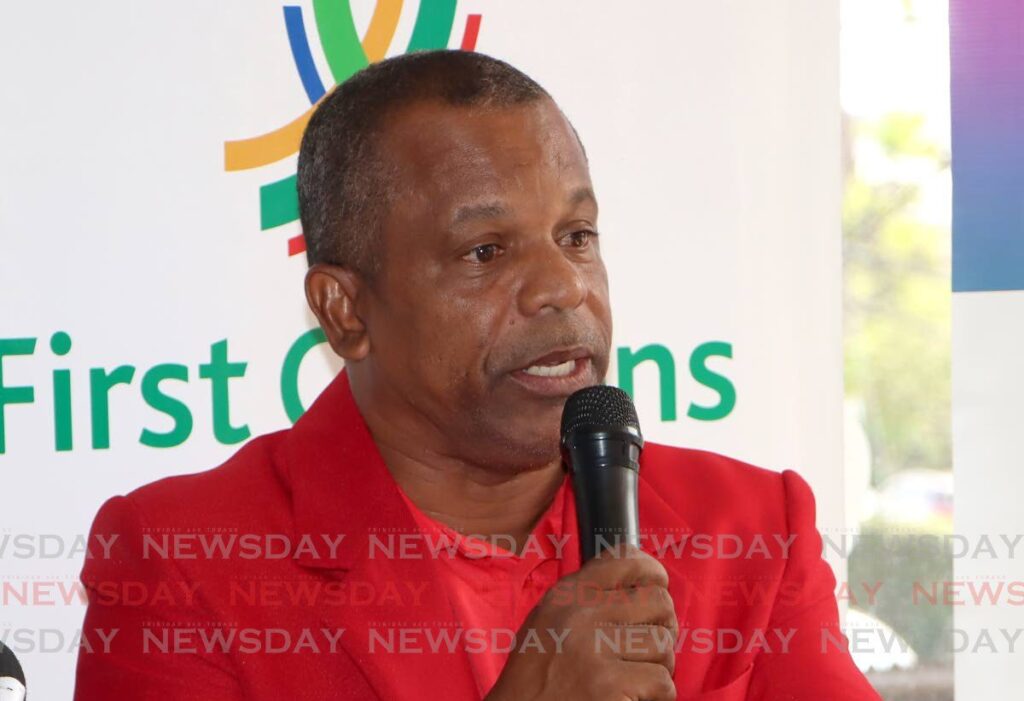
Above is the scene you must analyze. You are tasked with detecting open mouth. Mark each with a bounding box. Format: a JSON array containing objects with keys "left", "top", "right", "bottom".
[
  {"left": 521, "top": 358, "right": 577, "bottom": 378},
  {"left": 508, "top": 348, "right": 596, "bottom": 397}
]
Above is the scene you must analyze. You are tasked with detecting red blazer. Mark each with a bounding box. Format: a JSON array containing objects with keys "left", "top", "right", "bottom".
[{"left": 73, "top": 370, "right": 879, "bottom": 700}]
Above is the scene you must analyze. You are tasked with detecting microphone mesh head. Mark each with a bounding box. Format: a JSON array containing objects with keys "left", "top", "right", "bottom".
[{"left": 560, "top": 385, "right": 641, "bottom": 437}]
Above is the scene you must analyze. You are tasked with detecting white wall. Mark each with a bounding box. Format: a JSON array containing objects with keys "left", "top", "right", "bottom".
[{"left": 953, "top": 292, "right": 1024, "bottom": 697}]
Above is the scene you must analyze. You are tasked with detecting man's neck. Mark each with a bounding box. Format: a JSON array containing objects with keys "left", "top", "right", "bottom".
[
  {"left": 349, "top": 370, "right": 568, "bottom": 555},
  {"left": 375, "top": 439, "right": 566, "bottom": 556}
]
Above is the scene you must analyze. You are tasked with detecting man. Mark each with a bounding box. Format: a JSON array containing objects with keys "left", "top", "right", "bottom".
[{"left": 74, "top": 51, "right": 880, "bottom": 700}]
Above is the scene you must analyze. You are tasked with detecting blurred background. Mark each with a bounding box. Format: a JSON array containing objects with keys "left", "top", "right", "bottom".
[{"left": 842, "top": 1, "right": 953, "bottom": 699}]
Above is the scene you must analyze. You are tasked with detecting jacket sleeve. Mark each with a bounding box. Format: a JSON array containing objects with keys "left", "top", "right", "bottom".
[
  {"left": 73, "top": 495, "right": 245, "bottom": 701},
  {"left": 746, "top": 470, "right": 882, "bottom": 701}
]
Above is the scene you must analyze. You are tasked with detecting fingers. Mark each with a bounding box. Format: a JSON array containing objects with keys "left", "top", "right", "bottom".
[
  {"left": 588, "top": 659, "right": 676, "bottom": 701},
  {"left": 619, "top": 661, "right": 677, "bottom": 701},
  {"left": 596, "top": 625, "right": 676, "bottom": 675},
  {"left": 579, "top": 544, "right": 670, "bottom": 590},
  {"left": 558, "top": 544, "right": 679, "bottom": 668},
  {"left": 499, "top": 545, "right": 680, "bottom": 701},
  {"left": 601, "top": 584, "right": 678, "bottom": 633}
]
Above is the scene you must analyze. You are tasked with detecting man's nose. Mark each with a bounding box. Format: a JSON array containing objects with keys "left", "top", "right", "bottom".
[{"left": 516, "top": 240, "right": 588, "bottom": 317}]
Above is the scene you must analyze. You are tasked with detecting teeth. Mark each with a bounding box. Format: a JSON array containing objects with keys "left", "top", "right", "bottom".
[{"left": 523, "top": 359, "right": 576, "bottom": 378}]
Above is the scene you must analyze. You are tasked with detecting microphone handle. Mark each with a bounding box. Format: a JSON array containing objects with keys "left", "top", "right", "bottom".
[
  {"left": 573, "top": 464, "right": 639, "bottom": 562},
  {"left": 563, "top": 430, "right": 641, "bottom": 562}
]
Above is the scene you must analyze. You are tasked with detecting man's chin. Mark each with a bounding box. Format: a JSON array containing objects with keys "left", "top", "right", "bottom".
[
  {"left": 489, "top": 441, "right": 563, "bottom": 474},
  {"left": 462, "top": 417, "right": 563, "bottom": 473}
]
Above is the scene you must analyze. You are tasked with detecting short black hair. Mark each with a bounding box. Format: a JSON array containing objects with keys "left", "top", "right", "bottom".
[{"left": 297, "top": 50, "right": 551, "bottom": 276}]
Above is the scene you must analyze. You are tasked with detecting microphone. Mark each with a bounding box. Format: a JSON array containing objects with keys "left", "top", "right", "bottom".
[
  {"left": 560, "top": 385, "right": 644, "bottom": 563},
  {"left": 0, "top": 642, "right": 26, "bottom": 701}
]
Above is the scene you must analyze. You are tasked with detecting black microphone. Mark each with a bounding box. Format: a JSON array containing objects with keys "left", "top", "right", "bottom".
[
  {"left": 0, "top": 641, "right": 26, "bottom": 701},
  {"left": 561, "top": 385, "right": 644, "bottom": 563}
]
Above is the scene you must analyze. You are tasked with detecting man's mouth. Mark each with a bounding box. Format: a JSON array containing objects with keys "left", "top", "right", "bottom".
[
  {"left": 521, "top": 359, "right": 577, "bottom": 378},
  {"left": 508, "top": 348, "right": 596, "bottom": 397}
]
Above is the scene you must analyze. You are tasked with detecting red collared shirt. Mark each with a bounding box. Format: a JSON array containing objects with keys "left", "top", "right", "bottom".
[
  {"left": 398, "top": 477, "right": 570, "bottom": 698},
  {"left": 74, "top": 369, "right": 881, "bottom": 701}
]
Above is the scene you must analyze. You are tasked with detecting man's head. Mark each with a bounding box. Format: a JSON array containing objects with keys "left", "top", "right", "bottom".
[
  {"left": 299, "top": 50, "right": 555, "bottom": 276},
  {"left": 300, "top": 50, "right": 612, "bottom": 472}
]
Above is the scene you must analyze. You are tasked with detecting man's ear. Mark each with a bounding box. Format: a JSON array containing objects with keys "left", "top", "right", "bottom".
[{"left": 304, "top": 263, "right": 370, "bottom": 361}]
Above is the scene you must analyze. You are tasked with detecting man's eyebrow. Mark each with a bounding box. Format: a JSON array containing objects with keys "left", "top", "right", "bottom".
[
  {"left": 568, "top": 186, "right": 597, "bottom": 208},
  {"left": 450, "top": 187, "right": 595, "bottom": 227},
  {"left": 451, "top": 202, "right": 508, "bottom": 226}
]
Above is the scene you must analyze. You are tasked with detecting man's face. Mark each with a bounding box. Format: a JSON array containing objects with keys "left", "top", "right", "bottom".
[{"left": 358, "top": 98, "right": 612, "bottom": 471}]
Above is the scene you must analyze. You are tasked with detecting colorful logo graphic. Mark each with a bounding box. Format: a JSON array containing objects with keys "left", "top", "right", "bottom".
[{"left": 224, "top": 1, "right": 482, "bottom": 257}]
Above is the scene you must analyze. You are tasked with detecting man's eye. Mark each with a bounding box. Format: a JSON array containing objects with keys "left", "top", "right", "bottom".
[
  {"left": 463, "top": 243, "right": 502, "bottom": 264},
  {"left": 565, "top": 230, "right": 596, "bottom": 248}
]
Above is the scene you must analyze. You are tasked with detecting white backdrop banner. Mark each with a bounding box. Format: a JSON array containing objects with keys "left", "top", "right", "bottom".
[
  {"left": 950, "top": 0, "right": 1024, "bottom": 696},
  {"left": 0, "top": 1, "right": 841, "bottom": 697}
]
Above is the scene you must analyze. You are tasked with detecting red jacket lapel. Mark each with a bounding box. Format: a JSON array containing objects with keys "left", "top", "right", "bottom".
[{"left": 277, "top": 369, "right": 479, "bottom": 700}]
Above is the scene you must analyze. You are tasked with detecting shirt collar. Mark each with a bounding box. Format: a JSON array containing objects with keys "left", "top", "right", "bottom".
[{"left": 396, "top": 476, "right": 569, "bottom": 562}]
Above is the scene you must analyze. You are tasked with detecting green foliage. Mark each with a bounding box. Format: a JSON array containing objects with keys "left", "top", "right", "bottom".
[
  {"left": 874, "top": 114, "right": 942, "bottom": 159},
  {"left": 845, "top": 111, "right": 953, "bottom": 666},
  {"left": 843, "top": 112, "right": 951, "bottom": 485}
]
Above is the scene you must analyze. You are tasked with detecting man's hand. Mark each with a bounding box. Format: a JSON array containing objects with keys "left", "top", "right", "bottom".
[{"left": 485, "top": 544, "right": 679, "bottom": 701}]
